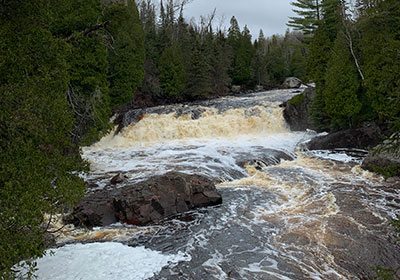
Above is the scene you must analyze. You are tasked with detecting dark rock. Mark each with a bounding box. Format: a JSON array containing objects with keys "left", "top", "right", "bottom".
[
  {"left": 255, "top": 85, "right": 264, "bottom": 92},
  {"left": 282, "top": 87, "right": 315, "bottom": 131},
  {"left": 231, "top": 85, "right": 241, "bottom": 94},
  {"left": 85, "top": 181, "right": 99, "bottom": 189},
  {"left": 236, "top": 149, "right": 294, "bottom": 169},
  {"left": 307, "top": 122, "right": 383, "bottom": 150},
  {"left": 282, "top": 77, "right": 302, "bottom": 89},
  {"left": 67, "top": 172, "right": 222, "bottom": 227},
  {"left": 110, "top": 173, "right": 124, "bottom": 185},
  {"left": 362, "top": 145, "right": 400, "bottom": 177}
]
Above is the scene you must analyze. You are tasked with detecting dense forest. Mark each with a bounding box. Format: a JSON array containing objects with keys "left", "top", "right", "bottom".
[{"left": 0, "top": 0, "right": 399, "bottom": 278}]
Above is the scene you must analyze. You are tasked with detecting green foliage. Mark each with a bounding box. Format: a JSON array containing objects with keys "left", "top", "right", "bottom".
[
  {"left": 228, "top": 19, "right": 254, "bottom": 86},
  {"left": 360, "top": 0, "right": 400, "bottom": 135},
  {"left": 0, "top": 1, "right": 87, "bottom": 276},
  {"left": 289, "top": 46, "right": 308, "bottom": 81},
  {"left": 105, "top": 0, "right": 145, "bottom": 110},
  {"left": 307, "top": 23, "right": 334, "bottom": 131},
  {"left": 373, "top": 266, "right": 396, "bottom": 280},
  {"left": 288, "top": 0, "right": 322, "bottom": 35},
  {"left": 324, "top": 31, "right": 362, "bottom": 130},
  {"left": 159, "top": 43, "right": 186, "bottom": 96},
  {"left": 185, "top": 43, "right": 212, "bottom": 99},
  {"left": 0, "top": 0, "right": 148, "bottom": 276},
  {"left": 290, "top": 93, "right": 306, "bottom": 105},
  {"left": 265, "top": 35, "right": 287, "bottom": 85}
]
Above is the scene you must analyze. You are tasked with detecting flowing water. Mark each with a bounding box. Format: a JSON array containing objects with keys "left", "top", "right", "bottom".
[{"left": 50, "top": 89, "right": 400, "bottom": 279}]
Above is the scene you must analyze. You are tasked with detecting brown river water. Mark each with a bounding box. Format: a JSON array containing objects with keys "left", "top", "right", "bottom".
[{"left": 43, "top": 89, "right": 400, "bottom": 280}]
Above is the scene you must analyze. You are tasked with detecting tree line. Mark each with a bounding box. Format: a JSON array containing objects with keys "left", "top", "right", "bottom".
[
  {"left": 137, "top": 0, "right": 308, "bottom": 102},
  {"left": 290, "top": 0, "right": 399, "bottom": 139}
]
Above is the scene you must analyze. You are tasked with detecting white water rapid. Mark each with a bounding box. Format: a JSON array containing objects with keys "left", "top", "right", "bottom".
[{"left": 22, "top": 89, "right": 400, "bottom": 280}]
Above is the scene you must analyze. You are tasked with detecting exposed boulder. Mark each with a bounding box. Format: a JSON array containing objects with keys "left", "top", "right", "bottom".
[
  {"left": 362, "top": 144, "right": 400, "bottom": 177},
  {"left": 281, "top": 87, "right": 315, "bottom": 131},
  {"left": 307, "top": 122, "right": 383, "bottom": 150},
  {"left": 110, "top": 173, "right": 124, "bottom": 185},
  {"left": 231, "top": 85, "right": 241, "bottom": 94},
  {"left": 282, "top": 77, "right": 302, "bottom": 89},
  {"left": 235, "top": 149, "right": 295, "bottom": 169},
  {"left": 255, "top": 85, "right": 264, "bottom": 92},
  {"left": 66, "top": 172, "right": 222, "bottom": 227}
]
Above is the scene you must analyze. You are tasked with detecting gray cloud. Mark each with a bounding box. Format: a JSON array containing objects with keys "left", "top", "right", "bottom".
[{"left": 183, "top": 0, "right": 296, "bottom": 38}]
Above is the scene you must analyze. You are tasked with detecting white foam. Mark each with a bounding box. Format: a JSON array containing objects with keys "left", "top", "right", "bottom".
[
  {"left": 305, "top": 150, "right": 362, "bottom": 163},
  {"left": 17, "top": 242, "right": 189, "bottom": 280}
]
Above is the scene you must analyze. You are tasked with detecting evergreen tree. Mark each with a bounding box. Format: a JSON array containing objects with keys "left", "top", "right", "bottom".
[
  {"left": 324, "top": 30, "right": 362, "bottom": 130},
  {"left": 105, "top": 0, "right": 145, "bottom": 110},
  {"left": 51, "top": 0, "right": 112, "bottom": 145},
  {"left": 265, "top": 35, "right": 286, "bottom": 85},
  {"left": 159, "top": 42, "right": 186, "bottom": 96},
  {"left": 288, "top": 0, "right": 322, "bottom": 35},
  {"left": 359, "top": 0, "right": 400, "bottom": 133},
  {"left": 289, "top": 46, "right": 307, "bottom": 80},
  {"left": 185, "top": 42, "right": 212, "bottom": 99},
  {"left": 211, "top": 31, "right": 232, "bottom": 94},
  {"left": 228, "top": 20, "right": 254, "bottom": 86},
  {"left": 307, "top": 23, "right": 333, "bottom": 130},
  {"left": 251, "top": 30, "right": 268, "bottom": 85},
  {"left": 0, "top": 1, "right": 86, "bottom": 276}
]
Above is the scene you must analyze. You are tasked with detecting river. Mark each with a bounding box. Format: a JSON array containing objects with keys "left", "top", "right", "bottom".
[{"left": 26, "top": 89, "right": 400, "bottom": 279}]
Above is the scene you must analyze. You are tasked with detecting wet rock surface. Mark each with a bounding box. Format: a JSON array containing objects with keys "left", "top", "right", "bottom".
[
  {"left": 362, "top": 148, "right": 400, "bottom": 177},
  {"left": 328, "top": 184, "right": 400, "bottom": 279},
  {"left": 307, "top": 122, "right": 383, "bottom": 150},
  {"left": 281, "top": 87, "right": 315, "bottom": 131},
  {"left": 66, "top": 172, "right": 222, "bottom": 227}
]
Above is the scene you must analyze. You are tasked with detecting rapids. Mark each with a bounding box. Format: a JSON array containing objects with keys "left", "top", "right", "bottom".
[{"left": 51, "top": 89, "right": 400, "bottom": 279}]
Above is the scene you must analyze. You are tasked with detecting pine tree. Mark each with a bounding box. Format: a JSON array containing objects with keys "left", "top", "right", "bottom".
[
  {"left": 159, "top": 42, "right": 186, "bottom": 96},
  {"left": 228, "top": 20, "right": 254, "bottom": 86},
  {"left": 209, "top": 31, "right": 232, "bottom": 95},
  {"left": 324, "top": 30, "right": 362, "bottom": 130},
  {"left": 251, "top": 30, "right": 268, "bottom": 85},
  {"left": 105, "top": 0, "right": 145, "bottom": 110},
  {"left": 359, "top": 0, "right": 400, "bottom": 133},
  {"left": 185, "top": 42, "right": 212, "bottom": 99},
  {"left": 265, "top": 35, "right": 286, "bottom": 85},
  {"left": 307, "top": 23, "right": 333, "bottom": 130},
  {"left": 288, "top": 0, "right": 322, "bottom": 35},
  {"left": 0, "top": 1, "right": 86, "bottom": 276},
  {"left": 289, "top": 46, "right": 307, "bottom": 80},
  {"left": 51, "top": 0, "right": 112, "bottom": 145}
]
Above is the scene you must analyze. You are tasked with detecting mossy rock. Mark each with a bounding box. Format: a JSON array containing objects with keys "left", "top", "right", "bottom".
[{"left": 289, "top": 93, "right": 305, "bottom": 106}]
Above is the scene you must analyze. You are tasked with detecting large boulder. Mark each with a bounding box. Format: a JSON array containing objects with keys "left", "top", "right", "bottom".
[
  {"left": 281, "top": 87, "right": 315, "bottom": 131},
  {"left": 282, "top": 77, "right": 302, "bottom": 89},
  {"left": 307, "top": 122, "right": 383, "bottom": 150},
  {"left": 66, "top": 172, "right": 222, "bottom": 227}
]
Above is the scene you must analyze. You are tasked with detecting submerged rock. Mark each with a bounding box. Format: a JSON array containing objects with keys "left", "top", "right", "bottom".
[
  {"left": 307, "top": 122, "right": 383, "bottom": 150},
  {"left": 281, "top": 87, "right": 315, "bottom": 131},
  {"left": 66, "top": 172, "right": 222, "bottom": 227}
]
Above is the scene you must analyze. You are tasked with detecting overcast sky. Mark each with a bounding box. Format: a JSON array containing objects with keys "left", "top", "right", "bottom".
[{"left": 183, "top": 0, "right": 296, "bottom": 38}]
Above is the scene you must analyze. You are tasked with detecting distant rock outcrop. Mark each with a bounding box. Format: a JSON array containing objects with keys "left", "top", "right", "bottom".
[
  {"left": 307, "top": 123, "right": 383, "bottom": 150},
  {"left": 281, "top": 87, "right": 315, "bottom": 131},
  {"left": 66, "top": 172, "right": 222, "bottom": 227},
  {"left": 282, "top": 77, "right": 302, "bottom": 89}
]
